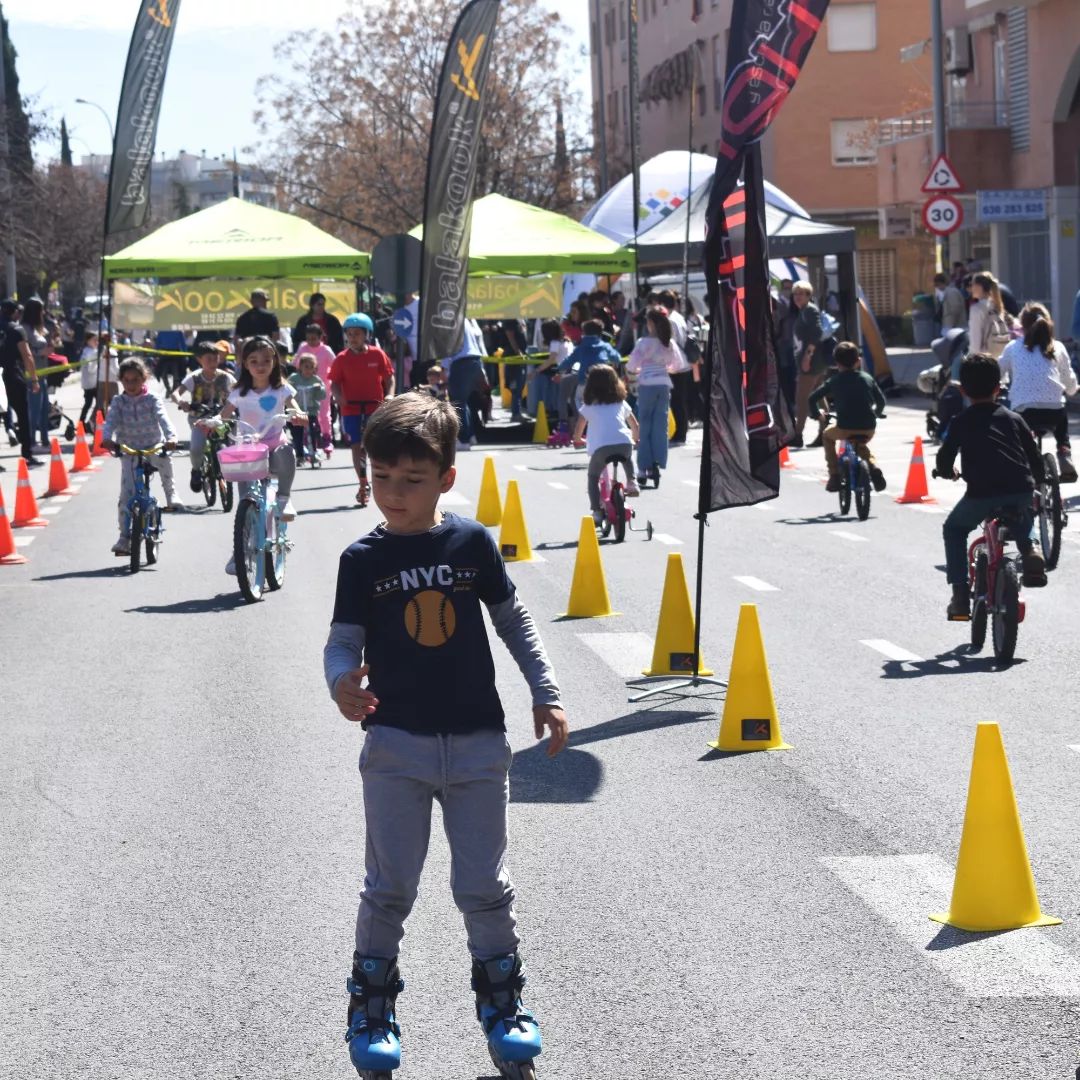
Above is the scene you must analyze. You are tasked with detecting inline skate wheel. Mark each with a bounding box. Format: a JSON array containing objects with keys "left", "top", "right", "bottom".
[{"left": 487, "top": 1048, "right": 537, "bottom": 1080}]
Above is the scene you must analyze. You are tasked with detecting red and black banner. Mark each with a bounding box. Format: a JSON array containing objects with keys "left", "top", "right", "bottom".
[
  {"left": 417, "top": 0, "right": 501, "bottom": 363},
  {"left": 701, "top": 0, "right": 829, "bottom": 512},
  {"left": 105, "top": 0, "right": 181, "bottom": 235}
]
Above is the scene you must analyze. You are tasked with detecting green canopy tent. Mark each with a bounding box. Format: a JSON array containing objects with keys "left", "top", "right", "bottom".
[
  {"left": 409, "top": 193, "right": 635, "bottom": 276},
  {"left": 104, "top": 197, "right": 371, "bottom": 280}
]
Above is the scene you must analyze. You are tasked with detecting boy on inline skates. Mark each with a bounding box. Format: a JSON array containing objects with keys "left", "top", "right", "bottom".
[
  {"left": 936, "top": 351, "right": 1046, "bottom": 620},
  {"left": 324, "top": 393, "right": 568, "bottom": 1080}
]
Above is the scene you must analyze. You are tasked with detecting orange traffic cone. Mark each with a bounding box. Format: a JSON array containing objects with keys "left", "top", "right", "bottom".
[
  {"left": 71, "top": 421, "right": 100, "bottom": 473},
  {"left": 12, "top": 458, "right": 48, "bottom": 527},
  {"left": 0, "top": 486, "right": 28, "bottom": 565},
  {"left": 41, "top": 437, "right": 78, "bottom": 497},
  {"left": 895, "top": 435, "right": 935, "bottom": 504},
  {"left": 91, "top": 410, "right": 108, "bottom": 457},
  {"left": 779, "top": 445, "right": 795, "bottom": 469}
]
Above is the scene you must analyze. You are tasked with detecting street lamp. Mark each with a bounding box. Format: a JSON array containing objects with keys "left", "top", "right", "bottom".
[{"left": 74, "top": 98, "right": 115, "bottom": 146}]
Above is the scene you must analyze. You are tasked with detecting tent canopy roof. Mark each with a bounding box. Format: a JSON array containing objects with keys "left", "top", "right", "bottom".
[
  {"left": 409, "top": 193, "right": 635, "bottom": 275},
  {"left": 634, "top": 177, "right": 855, "bottom": 271},
  {"left": 104, "top": 198, "right": 371, "bottom": 280}
]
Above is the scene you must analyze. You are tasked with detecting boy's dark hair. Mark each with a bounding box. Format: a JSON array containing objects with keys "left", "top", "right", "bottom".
[
  {"left": 193, "top": 341, "right": 221, "bottom": 356},
  {"left": 581, "top": 318, "right": 604, "bottom": 336},
  {"left": 118, "top": 357, "right": 147, "bottom": 379},
  {"left": 236, "top": 336, "right": 284, "bottom": 395},
  {"left": 959, "top": 352, "right": 1001, "bottom": 399},
  {"left": 582, "top": 363, "right": 626, "bottom": 405},
  {"left": 657, "top": 289, "right": 678, "bottom": 310},
  {"left": 833, "top": 341, "right": 860, "bottom": 368},
  {"left": 364, "top": 393, "right": 459, "bottom": 473}
]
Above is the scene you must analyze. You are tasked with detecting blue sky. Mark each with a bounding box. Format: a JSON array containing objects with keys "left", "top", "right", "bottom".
[{"left": 4, "top": 0, "right": 592, "bottom": 163}]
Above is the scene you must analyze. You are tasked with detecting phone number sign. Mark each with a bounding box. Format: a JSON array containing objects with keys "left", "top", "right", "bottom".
[{"left": 977, "top": 189, "right": 1047, "bottom": 223}]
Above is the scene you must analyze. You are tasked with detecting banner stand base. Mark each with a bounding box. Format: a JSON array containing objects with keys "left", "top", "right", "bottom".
[{"left": 626, "top": 675, "right": 727, "bottom": 704}]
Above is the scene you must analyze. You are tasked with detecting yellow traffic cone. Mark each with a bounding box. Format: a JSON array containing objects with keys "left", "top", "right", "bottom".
[
  {"left": 561, "top": 517, "right": 616, "bottom": 618},
  {"left": 930, "top": 722, "right": 1060, "bottom": 932},
  {"left": 668, "top": 408, "right": 677, "bottom": 439},
  {"left": 498, "top": 479, "right": 533, "bottom": 562},
  {"left": 643, "top": 553, "right": 713, "bottom": 676},
  {"left": 500, "top": 363, "right": 512, "bottom": 409},
  {"left": 707, "top": 604, "right": 791, "bottom": 751},
  {"left": 476, "top": 455, "right": 502, "bottom": 527},
  {"left": 532, "top": 400, "right": 551, "bottom": 445}
]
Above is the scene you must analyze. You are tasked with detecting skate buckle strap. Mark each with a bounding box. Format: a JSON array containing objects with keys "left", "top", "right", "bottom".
[
  {"left": 345, "top": 1013, "right": 401, "bottom": 1044},
  {"left": 347, "top": 974, "right": 406, "bottom": 997}
]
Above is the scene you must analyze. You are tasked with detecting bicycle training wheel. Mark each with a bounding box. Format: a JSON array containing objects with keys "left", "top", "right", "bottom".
[
  {"left": 265, "top": 511, "right": 286, "bottom": 591},
  {"left": 855, "top": 462, "right": 871, "bottom": 521},
  {"left": 991, "top": 559, "right": 1019, "bottom": 663},
  {"left": 128, "top": 510, "right": 144, "bottom": 574},
  {"left": 838, "top": 473, "right": 851, "bottom": 516},
  {"left": 969, "top": 551, "right": 988, "bottom": 652},
  {"left": 612, "top": 483, "right": 626, "bottom": 543},
  {"left": 234, "top": 499, "right": 263, "bottom": 603}
]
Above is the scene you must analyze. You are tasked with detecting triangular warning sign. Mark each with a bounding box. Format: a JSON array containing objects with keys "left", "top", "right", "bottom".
[{"left": 921, "top": 154, "right": 963, "bottom": 193}]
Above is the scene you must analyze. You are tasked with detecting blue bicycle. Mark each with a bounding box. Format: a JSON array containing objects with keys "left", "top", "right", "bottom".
[{"left": 116, "top": 444, "right": 168, "bottom": 573}]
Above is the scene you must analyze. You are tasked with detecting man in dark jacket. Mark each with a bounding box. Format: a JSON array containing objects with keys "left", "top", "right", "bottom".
[
  {"left": 791, "top": 281, "right": 825, "bottom": 447},
  {"left": 292, "top": 292, "right": 344, "bottom": 356}
]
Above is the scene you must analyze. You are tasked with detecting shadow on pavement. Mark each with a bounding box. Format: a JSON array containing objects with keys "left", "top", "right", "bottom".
[
  {"left": 879, "top": 645, "right": 1027, "bottom": 678},
  {"left": 35, "top": 566, "right": 131, "bottom": 581},
  {"left": 294, "top": 482, "right": 365, "bottom": 493},
  {"left": 925, "top": 924, "right": 1012, "bottom": 951},
  {"left": 535, "top": 540, "right": 579, "bottom": 552},
  {"left": 124, "top": 593, "right": 248, "bottom": 615},
  {"left": 510, "top": 708, "right": 711, "bottom": 804},
  {"left": 298, "top": 506, "right": 360, "bottom": 516},
  {"left": 527, "top": 462, "right": 587, "bottom": 472},
  {"left": 774, "top": 514, "right": 847, "bottom": 526}
]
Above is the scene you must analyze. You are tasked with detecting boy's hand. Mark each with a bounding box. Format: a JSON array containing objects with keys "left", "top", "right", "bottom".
[
  {"left": 533, "top": 704, "right": 569, "bottom": 757},
  {"left": 335, "top": 665, "right": 379, "bottom": 723}
]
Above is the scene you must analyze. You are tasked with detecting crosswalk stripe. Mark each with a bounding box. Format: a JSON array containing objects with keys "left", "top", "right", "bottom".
[
  {"left": 14, "top": 535, "right": 35, "bottom": 547},
  {"left": 830, "top": 530, "right": 869, "bottom": 542},
  {"left": 822, "top": 854, "right": 1080, "bottom": 998},
  {"left": 548, "top": 482, "right": 569, "bottom": 491},
  {"left": 652, "top": 533, "right": 683, "bottom": 545},
  {"left": 576, "top": 632, "right": 655, "bottom": 678},
  {"left": 860, "top": 639, "right": 922, "bottom": 662},
  {"left": 733, "top": 575, "right": 778, "bottom": 592}
]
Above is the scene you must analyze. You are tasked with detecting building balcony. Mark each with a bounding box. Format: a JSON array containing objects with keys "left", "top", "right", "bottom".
[{"left": 876, "top": 103, "right": 1013, "bottom": 208}]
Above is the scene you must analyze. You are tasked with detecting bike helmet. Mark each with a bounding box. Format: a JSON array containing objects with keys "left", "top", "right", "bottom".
[{"left": 343, "top": 312, "right": 374, "bottom": 332}]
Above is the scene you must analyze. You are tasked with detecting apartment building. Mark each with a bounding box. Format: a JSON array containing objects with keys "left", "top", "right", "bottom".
[{"left": 877, "top": 0, "right": 1079, "bottom": 323}]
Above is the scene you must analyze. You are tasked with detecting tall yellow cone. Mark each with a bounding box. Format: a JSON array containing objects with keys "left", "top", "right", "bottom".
[
  {"left": 498, "top": 479, "right": 533, "bottom": 562},
  {"left": 643, "top": 553, "right": 713, "bottom": 676},
  {"left": 708, "top": 604, "right": 791, "bottom": 751},
  {"left": 930, "top": 722, "right": 1060, "bottom": 932},
  {"left": 499, "top": 363, "right": 512, "bottom": 409},
  {"left": 561, "top": 517, "right": 616, "bottom": 618},
  {"left": 668, "top": 408, "right": 677, "bottom": 439},
  {"left": 532, "top": 400, "right": 551, "bottom": 444},
  {"left": 476, "top": 456, "right": 502, "bottom": 526}
]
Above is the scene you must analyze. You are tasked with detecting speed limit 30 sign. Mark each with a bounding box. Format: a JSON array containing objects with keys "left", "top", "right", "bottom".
[{"left": 923, "top": 194, "right": 964, "bottom": 236}]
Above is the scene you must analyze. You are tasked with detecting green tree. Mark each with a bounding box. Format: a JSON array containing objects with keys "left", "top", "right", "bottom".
[
  {"left": 256, "top": 0, "right": 587, "bottom": 248},
  {"left": 60, "top": 116, "right": 72, "bottom": 166}
]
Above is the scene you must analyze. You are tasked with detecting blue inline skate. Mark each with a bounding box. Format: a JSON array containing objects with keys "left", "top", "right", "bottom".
[
  {"left": 472, "top": 952, "right": 542, "bottom": 1079},
  {"left": 346, "top": 954, "right": 404, "bottom": 1079}
]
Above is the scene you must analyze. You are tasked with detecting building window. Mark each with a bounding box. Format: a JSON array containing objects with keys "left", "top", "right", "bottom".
[
  {"left": 691, "top": 0, "right": 703, "bottom": 19},
  {"left": 830, "top": 119, "right": 877, "bottom": 166},
  {"left": 859, "top": 248, "right": 897, "bottom": 317},
  {"left": 712, "top": 34, "right": 724, "bottom": 109},
  {"left": 605, "top": 9, "right": 615, "bottom": 45},
  {"left": 619, "top": 4, "right": 626, "bottom": 41},
  {"left": 827, "top": 3, "right": 876, "bottom": 52},
  {"left": 623, "top": 86, "right": 629, "bottom": 133}
]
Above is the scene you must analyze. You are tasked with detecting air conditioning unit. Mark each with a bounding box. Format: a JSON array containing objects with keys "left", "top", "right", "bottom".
[{"left": 944, "top": 28, "right": 973, "bottom": 76}]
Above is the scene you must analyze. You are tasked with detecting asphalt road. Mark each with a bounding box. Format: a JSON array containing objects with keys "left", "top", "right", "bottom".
[{"left": 2, "top": 382, "right": 1079, "bottom": 1080}]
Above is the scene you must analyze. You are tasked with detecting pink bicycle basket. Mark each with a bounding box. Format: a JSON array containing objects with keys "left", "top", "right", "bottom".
[{"left": 217, "top": 443, "right": 270, "bottom": 482}]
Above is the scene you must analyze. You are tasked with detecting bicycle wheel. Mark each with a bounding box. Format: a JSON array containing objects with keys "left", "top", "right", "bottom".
[
  {"left": 612, "top": 483, "right": 626, "bottom": 543},
  {"left": 145, "top": 506, "right": 161, "bottom": 565},
  {"left": 265, "top": 509, "right": 287, "bottom": 591},
  {"left": 202, "top": 466, "right": 217, "bottom": 508},
  {"left": 854, "top": 462, "right": 871, "bottom": 521},
  {"left": 970, "top": 550, "right": 988, "bottom": 652},
  {"left": 220, "top": 479, "right": 234, "bottom": 513},
  {"left": 128, "top": 509, "right": 144, "bottom": 574},
  {"left": 991, "top": 559, "right": 1019, "bottom": 663},
  {"left": 1043, "top": 454, "right": 1063, "bottom": 571},
  {"left": 838, "top": 470, "right": 851, "bottom": 515},
  {"left": 234, "top": 499, "right": 263, "bottom": 603}
]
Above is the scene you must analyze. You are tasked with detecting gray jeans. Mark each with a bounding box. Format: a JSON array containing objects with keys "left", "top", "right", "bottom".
[
  {"left": 117, "top": 454, "right": 174, "bottom": 532},
  {"left": 355, "top": 724, "right": 518, "bottom": 960}
]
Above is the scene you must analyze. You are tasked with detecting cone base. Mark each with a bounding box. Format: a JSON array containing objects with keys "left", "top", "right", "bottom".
[
  {"left": 13, "top": 519, "right": 48, "bottom": 528},
  {"left": 71, "top": 464, "right": 101, "bottom": 473},
  {"left": 707, "top": 738, "right": 792, "bottom": 752},
  {"left": 0, "top": 553, "right": 28, "bottom": 565},
  {"left": 929, "top": 910, "right": 1062, "bottom": 932},
  {"left": 895, "top": 495, "right": 936, "bottom": 504},
  {"left": 41, "top": 488, "right": 78, "bottom": 498},
  {"left": 559, "top": 610, "right": 619, "bottom": 620},
  {"left": 643, "top": 667, "right": 715, "bottom": 677}
]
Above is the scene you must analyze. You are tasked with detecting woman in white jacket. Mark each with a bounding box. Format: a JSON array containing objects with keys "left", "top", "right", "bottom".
[{"left": 999, "top": 303, "right": 1078, "bottom": 482}]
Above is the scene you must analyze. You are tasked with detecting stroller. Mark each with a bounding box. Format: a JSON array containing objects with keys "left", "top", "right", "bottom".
[{"left": 919, "top": 329, "right": 968, "bottom": 443}]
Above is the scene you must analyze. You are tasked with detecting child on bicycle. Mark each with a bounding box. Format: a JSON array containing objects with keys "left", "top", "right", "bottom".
[
  {"left": 171, "top": 341, "right": 236, "bottom": 492},
  {"left": 323, "top": 392, "right": 567, "bottom": 1080},
  {"left": 573, "top": 363, "right": 640, "bottom": 526},
  {"left": 217, "top": 336, "right": 307, "bottom": 530},
  {"left": 807, "top": 340, "right": 887, "bottom": 493},
  {"left": 936, "top": 351, "right": 1046, "bottom": 620},
  {"left": 329, "top": 312, "right": 395, "bottom": 505},
  {"left": 100, "top": 357, "right": 180, "bottom": 555},
  {"left": 288, "top": 354, "right": 327, "bottom": 463},
  {"left": 294, "top": 321, "right": 336, "bottom": 454}
]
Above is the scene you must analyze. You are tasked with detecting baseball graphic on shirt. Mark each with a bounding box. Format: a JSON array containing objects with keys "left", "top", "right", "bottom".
[{"left": 404, "top": 590, "right": 457, "bottom": 647}]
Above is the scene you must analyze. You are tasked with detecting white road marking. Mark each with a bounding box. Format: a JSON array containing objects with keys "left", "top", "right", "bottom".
[
  {"left": 514, "top": 464, "right": 529, "bottom": 472},
  {"left": 909, "top": 504, "right": 945, "bottom": 515},
  {"left": 860, "top": 639, "right": 923, "bottom": 663},
  {"left": 14, "top": 535, "right": 35, "bottom": 547},
  {"left": 1067, "top": 745, "right": 1080, "bottom": 755},
  {"left": 576, "top": 632, "right": 655, "bottom": 679},
  {"left": 39, "top": 507, "right": 64, "bottom": 516},
  {"left": 830, "top": 530, "right": 869, "bottom": 543},
  {"left": 548, "top": 482, "right": 569, "bottom": 491},
  {"left": 733, "top": 575, "right": 778, "bottom": 592},
  {"left": 682, "top": 479, "right": 697, "bottom": 487},
  {"left": 44, "top": 494, "right": 72, "bottom": 504},
  {"left": 438, "top": 491, "right": 470, "bottom": 506},
  {"left": 789, "top": 474, "right": 820, "bottom": 483},
  {"left": 652, "top": 533, "right": 683, "bottom": 546},
  {"left": 822, "top": 854, "right": 1080, "bottom": 998}
]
